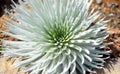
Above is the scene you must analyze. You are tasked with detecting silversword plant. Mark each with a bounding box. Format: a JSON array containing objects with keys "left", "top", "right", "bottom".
[{"left": 1, "top": 0, "right": 110, "bottom": 74}]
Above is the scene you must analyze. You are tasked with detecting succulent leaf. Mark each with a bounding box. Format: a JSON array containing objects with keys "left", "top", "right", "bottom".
[{"left": 1, "top": 0, "right": 110, "bottom": 74}]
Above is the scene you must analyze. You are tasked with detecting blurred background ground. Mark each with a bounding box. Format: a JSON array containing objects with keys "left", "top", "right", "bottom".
[{"left": 0, "top": 0, "right": 120, "bottom": 74}]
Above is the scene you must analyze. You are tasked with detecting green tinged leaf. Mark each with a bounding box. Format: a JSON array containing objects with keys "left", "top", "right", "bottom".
[{"left": 0, "top": 47, "right": 2, "bottom": 51}]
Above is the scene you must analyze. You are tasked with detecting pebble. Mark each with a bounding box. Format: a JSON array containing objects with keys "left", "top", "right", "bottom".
[
  {"left": 94, "top": 5, "right": 99, "bottom": 10},
  {"left": 118, "top": 10, "right": 120, "bottom": 13},
  {"left": 118, "top": 16, "right": 120, "bottom": 19},
  {"left": 109, "top": 13, "right": 115, "bottom": 17},
  {"left": 102, "top": 8, "right": 106, "bottom": 12},
  {"left": 96, "top": 0, "right": 102, "bottom": 4},
  {"left": 108, "top": 3, "right": 116, "bottom": 8}
]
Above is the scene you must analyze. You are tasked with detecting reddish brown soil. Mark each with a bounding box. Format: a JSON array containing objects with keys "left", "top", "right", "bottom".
[{"left": 0, "top": 0, "right": 120, "bottom": 74}]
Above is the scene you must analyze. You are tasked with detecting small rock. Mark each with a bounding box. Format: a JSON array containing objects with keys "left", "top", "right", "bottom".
[
  {"left": 98, "top": 7, "right": 102, "bottom": 10},
  {"left": 118, "top": 16, "right": 120, "bottom": 19},
  {"left": 96, "top": 0, "right": 102, "bottom": 4},
  {"left": 109, "top": 13, "right": 115, "bottom": 17},
  {"left": 108, "top": 3, "right": 116, "bottom": 8},
  {"left": 102, "top": 8, "right": 106, "bottom": 12},
  {"left": 118, "top": 10, "right": 120, "bottom": 12},
  {"left": 94, "top": 5, "right": 99, "bottom": 10}
]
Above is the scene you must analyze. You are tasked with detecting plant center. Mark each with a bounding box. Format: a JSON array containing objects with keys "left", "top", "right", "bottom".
[{"left": 45, "top": 23, "right": 73, "bottom": 48}]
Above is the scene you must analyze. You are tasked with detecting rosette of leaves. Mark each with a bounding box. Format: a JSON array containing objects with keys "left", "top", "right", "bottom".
[{"left": 1, "top": 0, "right": 110, "bottom": 74}]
